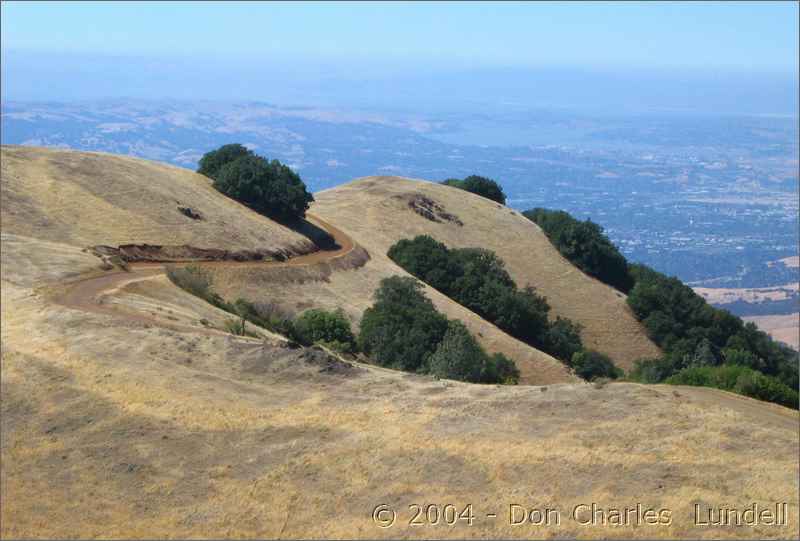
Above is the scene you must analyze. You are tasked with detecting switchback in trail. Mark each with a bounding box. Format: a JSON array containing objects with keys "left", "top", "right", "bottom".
[{"left": 52, "top": 214, "right": 356, "bottom": 332}]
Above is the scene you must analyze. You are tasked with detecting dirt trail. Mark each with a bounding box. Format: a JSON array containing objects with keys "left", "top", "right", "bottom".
[{"left": 53, "top": 214, "right": 356, "bottom": 328}]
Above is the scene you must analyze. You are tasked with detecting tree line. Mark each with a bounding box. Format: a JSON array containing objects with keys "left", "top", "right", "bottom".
[
  {"left": 524, "top": 207, "right": 798, "bottom": 408},
  {"left": 388, "top": 235, "right": 621, "bottom": 381}
]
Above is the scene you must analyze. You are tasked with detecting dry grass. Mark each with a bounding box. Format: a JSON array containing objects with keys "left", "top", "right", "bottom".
[
  {"left": 3, "top": 150, "right": 797, "bottom": 539},
  {"left": 250, "top": 176, "right": 661, "bottom": 377},
  {"left": 694, "top": 283, "right": 799, "bottom": 305},
  {"left": 1, "top": 145, "right": 313, "bottom": 254},
  {"left": 3, "top": 275, "right": 798, "bottom": 539}
]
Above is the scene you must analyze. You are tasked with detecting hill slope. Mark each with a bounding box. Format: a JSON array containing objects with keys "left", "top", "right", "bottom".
[
  {"left": 266, "top": 176, "right": 662, "bottom": 372},
  {"left": 1, "top": 146, "right": 314, "bottom": 256},
  {"left": 2, "top": 149, "right": 797, "bottom": 539}
]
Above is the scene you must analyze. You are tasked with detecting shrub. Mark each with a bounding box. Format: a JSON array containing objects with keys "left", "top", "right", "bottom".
[
  {"left": 666, "top": 364, "right": 742, "bottom": 389},
  {"left": 198, "top": 144, "right": 313, "bottom": 220},
  {"left": 734, "top": 371, "right": 798, "bottom": 409},
  {"left": 629, "top": 357, "right": 678, "bottom": 383},
  {"left": 358, "top": 276, "right": 449, "bottom": 372},
  {"left": 232, "top": 298, "right": 298, "bottom": 341},
  {"left": 523, "top": 208, "right": 634, "bottom": 293},
  {"left": 442, "top": 175, "right": 507, "bottom": 204},
  {"left": 571, "top": 350, "right": 622, "bottom": 381},
  {"left": 665, "top": 365, "right": 798, "bottom": 409},
  {"left": 483, "top": 353, "right": 520, "bottom": 384},
  {"left": 545, "top": 317, "right": 584, "bottom": 362},
  {"left": 627, "top": 262, "right": 798, "bottom": 389},
  {"left": 165, "top": 268, "right": 300, "bottom": 340},
  {"left": 224, "top": 318, "right": 248, "bottom": 336},
  {"left": 519, "top": 207, "right": 798, "bottom": 404},
  {"left": 165, "top": 265, "right": 229, "bottom": 309},
  {"left": 427, "top": 320, "right": 487, "bottom": 383},
  {"left": 294, "top": 308, "right": 356, "bottom": 352}
]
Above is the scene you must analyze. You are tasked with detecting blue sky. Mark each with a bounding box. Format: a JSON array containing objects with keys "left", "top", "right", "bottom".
[
  {"left": 2, "top": 1, "right": 798, "bottom": 113},
  {"left": 3, "top": 1, "right": 798, "bottom": 73}
]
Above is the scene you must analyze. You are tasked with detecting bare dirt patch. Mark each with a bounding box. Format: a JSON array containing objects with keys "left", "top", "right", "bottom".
[
  {"left": 87, "top": 242, "right": 307, "bottom": 264},
  {"left": 397, "top": 193, "right": 464, "bottom": 226}
]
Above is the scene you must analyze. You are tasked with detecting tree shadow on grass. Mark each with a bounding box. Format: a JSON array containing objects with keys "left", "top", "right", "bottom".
[{"left": 279, "top": 216, "right": 340, "bottom": 251}]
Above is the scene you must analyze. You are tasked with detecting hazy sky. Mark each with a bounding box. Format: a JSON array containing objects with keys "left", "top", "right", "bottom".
[
  {"left": 3, "top": 1, "right": 798, "bottom": 73},
  {"left": 2, "top": 1, "right": 798, "bottom": 114}
]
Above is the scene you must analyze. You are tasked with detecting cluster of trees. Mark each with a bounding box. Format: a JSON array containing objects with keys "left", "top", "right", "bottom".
[
  {"left": 627, "top": 263, "right": 799, "bottom": 407},
  {"left": 387, "top": 235, "right": 621, "bottom": 381},
  {"left": 198, "top": 144, "right": 314, "bottom": 220},
  {"left": 523, "top": 208, "right": 634, "bottom": 293},
  {"left": 524, "top": 206, "right": 797, "bottom": 407},
  {"left": 442, "top": 175, "right": 507, "bottom": 204},
  {"left": 165, "top": 264, "right": 519, "bottom": 384},
  {"left": 359, "top": 276, "right": 520, "bottom": 384}
]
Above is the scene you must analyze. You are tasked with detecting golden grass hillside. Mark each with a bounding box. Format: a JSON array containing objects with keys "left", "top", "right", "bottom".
[
  {"left": 312, "top": 177, "right": 662, "bottom": 370},
  {"left": 210, "top": 176, "right": 661, "bottom": 383},
  {"left": 2, "top": 225, "right": 798, "bottom": 540},
  {"left": 1, "top": 146, "right": 313, "bottom": 255},
  {"left": 1, "top": 149, "right": 797, "bottom": 539},
  {"left": 2, "top": 146, "right": 573, "bottom": 383}
]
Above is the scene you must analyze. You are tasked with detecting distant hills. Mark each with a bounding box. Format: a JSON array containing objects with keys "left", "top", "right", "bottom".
[{"left": 2, "top": 101, "right": 797, "bottom": 299}]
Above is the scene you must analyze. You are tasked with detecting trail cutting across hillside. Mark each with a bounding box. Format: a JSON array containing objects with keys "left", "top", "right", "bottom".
[{"left": 53, "top": 214, "right": 355, "bottom": 331}]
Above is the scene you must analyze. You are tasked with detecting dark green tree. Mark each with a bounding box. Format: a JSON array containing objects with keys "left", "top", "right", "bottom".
[
  {"left": 545, "top": 317, "right": 584, "bottom": 362},
  {"left": 442, "top": 175, "right": 507, "bottom": 204},
  {"left": 387, "top": 235, "right": 460, "bottom": 292},
  {"left": 294, "top": 308, "right": 356, "bottom": 352},
  {"left": 212, "top": 154, "right": 314, "bottom": 220},
  {"left": 427, "top": 320, "right": 487, "bottom": 383},
  {"left": 197, "top": 143, "right": 253, "bottom": 179},
  {"left": 358, "top": 276, "right": 448, "bottom": 372},
  {"left": 570, "top": 350, "right": 622, "bottom": 381},
  {"left": 387, "top": 235, "right": 583, "bottom": 364},
  {"left": 482, "top": 353, "right": 520, "bottom": 384}
]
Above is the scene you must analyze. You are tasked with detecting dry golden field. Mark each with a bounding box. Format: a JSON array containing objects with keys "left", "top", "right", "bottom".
[
  {"left": 743, "top": 313, "right": 800, "bottom": 350},
  {"left": 310, "top": 176, "right": 662, "bottom": 371},
  {"left": 207, "top": 176, "right": 664, "bottom": 384},
  {"left": 1, "top": 145, "right": 313, "bottom": 255},
  {"left": 2, "top": 148, "right": 798, "bottom": 539}
]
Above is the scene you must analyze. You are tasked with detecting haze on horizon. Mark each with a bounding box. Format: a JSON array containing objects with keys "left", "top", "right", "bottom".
[{"left": 2, "top": 1, "right": 798, "bottom": 115}]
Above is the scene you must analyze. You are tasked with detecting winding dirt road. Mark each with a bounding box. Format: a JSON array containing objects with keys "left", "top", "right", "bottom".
[{"left": 53, "top": 214, "right": 356, "bottom": 331}]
